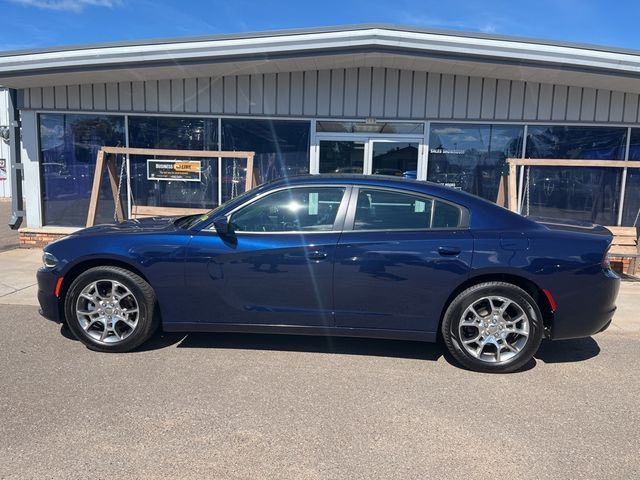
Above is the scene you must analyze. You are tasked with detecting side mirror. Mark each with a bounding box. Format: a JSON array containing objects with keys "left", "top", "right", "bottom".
[{"left": 213, "top": 216, "right": 231, "bottom": 234}]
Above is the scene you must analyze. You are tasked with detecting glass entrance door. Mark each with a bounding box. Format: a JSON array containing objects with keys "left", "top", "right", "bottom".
[
  {"left": 370, "top": 140, "right": 419, "bottom": 178},
  {"left": 318, "top": 138, "right": 420, "bottom": 177}
]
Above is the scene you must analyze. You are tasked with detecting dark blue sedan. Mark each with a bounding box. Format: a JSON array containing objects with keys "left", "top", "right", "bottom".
[{"left": 37, "top": 175, "right": 620, "bottom": 372}]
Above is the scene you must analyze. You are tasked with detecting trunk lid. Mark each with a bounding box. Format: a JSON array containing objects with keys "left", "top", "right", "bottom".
[{"left": 530, "top": 216, "right": 613, "bottom": 238}]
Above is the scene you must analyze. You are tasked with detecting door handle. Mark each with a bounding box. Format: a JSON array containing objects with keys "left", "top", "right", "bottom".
[
  {"left": 307, "top": 250, "right": 328, "bottom": 260},
  {"left": 438, "top": 246, "right": 461, "bottom": 256}
]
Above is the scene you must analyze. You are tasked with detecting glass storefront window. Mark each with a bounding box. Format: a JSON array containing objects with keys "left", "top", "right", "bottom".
[
  {"left": 427, "top": 123, "right": 524, "bottom": 201},
  {"left": 623, "top": 128, "right": 640, "bottom": 226},
  {"left": 524, "top": 126, "right": 627, "bottom": 225},
  {"left": 128, "top": 116, "right": 219, "bottom": 210},
  {"left": 319, "top": 140, "right": 365, "bottom": 173},
  {"left": 526, "top": 125, "right": 627, "bottom": 160},
  {"left": 39, "top": 114, "right": 125, "bottom": 227},
  {"left": 221, "top": 119, "right": 310, "bottom": 200}
]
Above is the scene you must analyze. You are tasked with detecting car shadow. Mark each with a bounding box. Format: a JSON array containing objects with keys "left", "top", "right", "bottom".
[
  {"left": 175, "top": 332, "right": 446, "bottom": 361},
  {"left": 61, "top": 324, "right": 601, "bottom": 368},
  {"left": 534, "top": 337, "right": 601, "bottom": 364}
]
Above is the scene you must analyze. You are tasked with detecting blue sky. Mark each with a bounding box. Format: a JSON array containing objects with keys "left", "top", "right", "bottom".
[{"left": 1, "top": 0, "right": 639, "bottom": 52}]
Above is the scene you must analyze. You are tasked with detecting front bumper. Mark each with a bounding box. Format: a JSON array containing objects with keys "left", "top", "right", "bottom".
[{"left": 37, "top": 267, "right": 62, "bottom": 323}]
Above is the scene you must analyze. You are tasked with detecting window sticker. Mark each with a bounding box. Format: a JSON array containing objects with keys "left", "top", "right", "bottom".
[{"left": 309, "top": 192, "right": 319, "bottom": 215}]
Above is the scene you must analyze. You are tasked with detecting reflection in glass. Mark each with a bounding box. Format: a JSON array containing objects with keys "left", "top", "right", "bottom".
[
  {"left": 427, "top": 123, "right": 524, "bottom": 201},
  {"left": 354, "top": 189, "right": 433, "bottom": 230},
  {"left": 128, "top": 116, "right": 219, "bottom": 210},
  {"left": 623, "top": 128, "right": 640, "bottom": 226},
  {"left": 524, "top": 126, "right": 627, "bottom": 225},
  {"left": 523, "top": 167, "right": 622, "bottom": 225},
  {"left": 222, "top": 119, "right": 310, "bottom": 199},
  {"left": 39, "top": 113, "right": 125, "bottom": 226},
  {"left": 371, "top": 142, "right": 418, "bottom": 177},
  {"left": 319, "top": 141, "right": 365, "bottom": 173},
  {"left": 231, "top": 187, "right": 345, "bottom": 232},
  {"left": 354, "top": 189, "right": 463, "bottom": 230},
  {"left": 526, "top": 125, "right": 627, "bottom": 159},
  {"left": 621, "top": 169, "right": 640, "bottom": 226}
]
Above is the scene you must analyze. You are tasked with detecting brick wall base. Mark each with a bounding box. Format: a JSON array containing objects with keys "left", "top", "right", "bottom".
[
  {"left": 19, "top": 228, "right": 78, "bottom": 249},
  {"left": 611, "top": 258, "right": 636, "bottom": 276}
]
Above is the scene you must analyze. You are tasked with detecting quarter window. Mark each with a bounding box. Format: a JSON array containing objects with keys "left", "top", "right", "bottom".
[
  {"left": 353, "top": 189, "right": 463, "bottom": 230},
  {"left": 230, "top": 187, "right": 345, "bottom": 232}
]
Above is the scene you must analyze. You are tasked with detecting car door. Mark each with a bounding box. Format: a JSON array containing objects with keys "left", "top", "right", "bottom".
[
  {"left": 185, "top": 185, "right": 350, "bottom": 326},
  {"left": 333, "top": 187, "right": 473, "bottom": 333}
]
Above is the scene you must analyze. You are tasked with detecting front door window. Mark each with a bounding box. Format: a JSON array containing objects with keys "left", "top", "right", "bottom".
[{"left": 230, "top": 187, "right": 346, "bottom": 232}]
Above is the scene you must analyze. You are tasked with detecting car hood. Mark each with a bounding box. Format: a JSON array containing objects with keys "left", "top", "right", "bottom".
[{"left": 72, "top": 216, "right": 183, "bottom": 236}]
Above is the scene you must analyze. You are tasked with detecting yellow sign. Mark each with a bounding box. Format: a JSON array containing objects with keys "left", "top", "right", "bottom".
[{"left": 174, "top": 162, "right": 200, "bottom": 172}]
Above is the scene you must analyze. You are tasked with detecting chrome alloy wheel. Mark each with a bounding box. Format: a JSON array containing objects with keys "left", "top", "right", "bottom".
[
  {"left": 458, "top": 296, "right": 530, "bottom": 363},
  {"left": 75, "top": 279, "right": 140, "bottom": 344}
]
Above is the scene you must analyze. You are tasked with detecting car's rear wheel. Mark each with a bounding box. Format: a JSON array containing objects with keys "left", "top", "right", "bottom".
[
  {"left": 441, "top": 282, "right": 543, "bottom": 373},
  {"left": 64, "top": 266, "right": 158, "bottom": 352}
]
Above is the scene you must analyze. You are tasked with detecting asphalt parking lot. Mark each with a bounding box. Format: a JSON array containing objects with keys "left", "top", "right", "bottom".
[{"left": 1, "top": 301, "right": 639, "bottom": 479}]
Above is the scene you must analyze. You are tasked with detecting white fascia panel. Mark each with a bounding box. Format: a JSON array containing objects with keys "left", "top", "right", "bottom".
[{"left": 2, "top": 28, "right": 640, "bottom": 79}]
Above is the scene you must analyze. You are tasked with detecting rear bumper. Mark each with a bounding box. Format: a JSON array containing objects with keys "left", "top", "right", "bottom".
[
  {"left": 37, "top": 268, "right": 62, "bottom": 323},
  {"left": 550, "top": 268, "right": 620, "bottom": 340}
]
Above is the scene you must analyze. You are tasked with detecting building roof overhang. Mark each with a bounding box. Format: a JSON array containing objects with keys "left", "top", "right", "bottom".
[{"left": 2, "top": 24, "right": 640, "bottom": 93}]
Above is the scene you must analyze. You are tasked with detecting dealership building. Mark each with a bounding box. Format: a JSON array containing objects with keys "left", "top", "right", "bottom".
[{"left": 0, "top": 24, "right": 639, "bottom": 245}]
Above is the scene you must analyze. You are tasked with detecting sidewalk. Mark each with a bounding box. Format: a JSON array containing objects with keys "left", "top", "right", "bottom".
[
  {"left": 0, "top": 200, "right": 19, "bottom": 252},
  {"left": 0, "top": 247, "right": 639, "bottom": 333},
  {"left": 0, "top": 248, "right": 41, "bottom": 305}
]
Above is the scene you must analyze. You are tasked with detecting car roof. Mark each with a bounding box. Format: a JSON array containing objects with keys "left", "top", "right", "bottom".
[
  {"left": 268, "top": 174, "right": 478, "bottom": 203},
  {"left": 270, "top": 174, "right": 438, "bottom": 189}
]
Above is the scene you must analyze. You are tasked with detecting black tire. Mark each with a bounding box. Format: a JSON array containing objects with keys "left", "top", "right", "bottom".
[
  {"left": 441, "top": 282, "right": 543, "bottom": 373},
  {"left": 64, "top": 266, "right": 158, "bottom": 352}
]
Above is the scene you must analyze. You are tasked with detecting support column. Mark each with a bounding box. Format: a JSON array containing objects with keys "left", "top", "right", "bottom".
[{"left": 19, "top": 110, "right": 42, "bottom": 228}]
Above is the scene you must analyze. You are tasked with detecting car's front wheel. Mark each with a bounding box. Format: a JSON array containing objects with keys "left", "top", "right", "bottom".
[
  {"left": 64, "top": 266, "right": 158, "bottom": 352},
  {"left": 441, "top": 282, "right": 543, "bottom": 373}
]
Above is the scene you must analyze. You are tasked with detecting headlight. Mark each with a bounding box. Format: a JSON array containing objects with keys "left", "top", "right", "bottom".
[{"left": 42, "top": 252, "right": 59, "bottom": 268}]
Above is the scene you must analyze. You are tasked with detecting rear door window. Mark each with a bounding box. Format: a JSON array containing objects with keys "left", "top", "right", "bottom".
[{"left": 353, "top": 189, "right": 465, "bottom": 230}]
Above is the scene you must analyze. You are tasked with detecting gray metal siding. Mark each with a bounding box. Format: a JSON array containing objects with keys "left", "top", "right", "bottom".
[
  {"left": 144, "top": 80, "right": 157, "bottom": 112},
  {"left": 356, "top": 67, "right": 371, "bottom": 117},
  {"left": 18, "top": 67, "right": 640, "bottom": 124},
  {"left": 411, "top": 71, "right": 427, "bottom": 118},
  {"left": 508, "top": 81, "right": 525, "bottom": 120},
  {"left": 425, "top": 73, "right": 439, "bottom": 118},
  {"left": 290, "top": 71, "right": 304, "bottom": 116}
]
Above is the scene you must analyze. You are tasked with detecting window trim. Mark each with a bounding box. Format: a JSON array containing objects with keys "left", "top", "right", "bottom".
[
  {"left": 342, "top": 186, "right": 470, "bottom": 233},
  {"left": 211, "top": 184, "right": 353, "bottom": 235}
]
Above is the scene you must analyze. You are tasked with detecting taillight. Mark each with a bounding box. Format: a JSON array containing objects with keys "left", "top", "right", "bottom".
[{"left": 602, "top": 245, "right": 611, "bottom": 270}]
